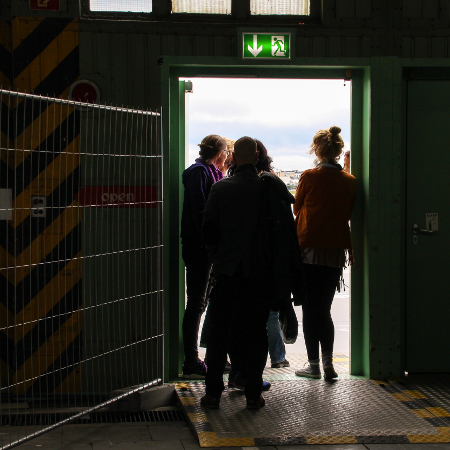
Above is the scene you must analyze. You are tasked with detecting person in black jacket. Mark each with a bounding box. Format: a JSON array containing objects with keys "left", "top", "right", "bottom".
[{"left": 201, "top": 136, "right": 269, "bottom": 410}]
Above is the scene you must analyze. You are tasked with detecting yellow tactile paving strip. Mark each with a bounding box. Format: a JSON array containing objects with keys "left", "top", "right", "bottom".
[{"left": 176, "top": 377, "right": 450, "bottom": 447}]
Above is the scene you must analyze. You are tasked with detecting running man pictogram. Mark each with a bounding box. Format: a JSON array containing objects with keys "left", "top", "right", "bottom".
[{"left": 272, "top": 36, "right": 286, "bottom": 56}]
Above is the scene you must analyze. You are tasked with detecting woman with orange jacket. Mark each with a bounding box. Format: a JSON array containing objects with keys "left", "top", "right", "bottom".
[{"left": 293, "top": 126, "right": 356, "bottom": 380}]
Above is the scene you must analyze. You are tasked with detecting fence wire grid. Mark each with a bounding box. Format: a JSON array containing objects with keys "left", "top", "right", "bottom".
[{"left": 0, "top": 89, "right": 163, "bottom": 449}]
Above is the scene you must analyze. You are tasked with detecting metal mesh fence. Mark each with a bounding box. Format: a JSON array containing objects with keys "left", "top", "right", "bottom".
[{"left": 0, "top": 89, "right": 163, "bottom": 449}]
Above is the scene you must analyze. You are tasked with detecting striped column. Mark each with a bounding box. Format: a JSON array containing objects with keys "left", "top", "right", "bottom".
[{"left": 0, "top": 17, "right": 82, "bottom": 395}]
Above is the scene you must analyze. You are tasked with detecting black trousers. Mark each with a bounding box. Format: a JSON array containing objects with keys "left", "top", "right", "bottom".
[
  {"left": 302, "top": 263, "right": 342, "bottom": 361},
  {"left": 182, "top": 242, "right": 211, "bottom": 366},
  {"left": 205, "top": 266, "right": 270, "bottom": 401}
]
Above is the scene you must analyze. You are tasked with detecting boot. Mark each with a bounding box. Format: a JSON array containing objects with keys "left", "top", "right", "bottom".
[{"left": 322, "top": 351, "right": 338, "bottom": 380}]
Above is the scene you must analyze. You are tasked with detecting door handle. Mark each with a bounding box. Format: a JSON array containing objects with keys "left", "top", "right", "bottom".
[{"left": 413, "top": 224, "right": 435, "bottom": 235}]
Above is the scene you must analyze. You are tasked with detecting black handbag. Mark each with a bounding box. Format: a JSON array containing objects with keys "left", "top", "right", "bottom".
[{"left": 278, "top": 301, "right": 298, "bottom": 344}]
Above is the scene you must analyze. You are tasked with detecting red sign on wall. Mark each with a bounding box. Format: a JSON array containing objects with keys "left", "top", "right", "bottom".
[
  {"left": 29, "top": 0, "right": 60, "bottom": 10},
  {"left": 75, "top": 186, "right": 158, "bottom": 208}
]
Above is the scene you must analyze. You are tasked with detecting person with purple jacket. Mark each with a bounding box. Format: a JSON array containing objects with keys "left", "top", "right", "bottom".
[{"left": 181, "top": 134, "right": 228, "bottom": 379}]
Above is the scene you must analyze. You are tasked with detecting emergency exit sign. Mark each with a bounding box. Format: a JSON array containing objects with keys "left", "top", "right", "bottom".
[{"left": 242, "top": 32, "right": 291, "bottom": 59}]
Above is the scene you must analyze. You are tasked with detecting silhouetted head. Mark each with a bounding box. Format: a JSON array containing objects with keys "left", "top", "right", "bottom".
[
  {"left": 309, "top": 126, "right": 344, "bottom": 165},
  {"left": 198, "top": 135, "right": 228, "bottom": 164},
  {"left": 233, "top": 136, "right": 258, "bottom": 167},
  {"left": 255, "top": 140, "right": 273, "bottom": 173}
]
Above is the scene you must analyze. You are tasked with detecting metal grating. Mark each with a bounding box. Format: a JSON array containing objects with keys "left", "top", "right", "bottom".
[
  {"left": 176, "top": 379, "right": 450, "bottom": 446},
  {"left": 1, "top": 410, "right": 184, "bottom": 426}
]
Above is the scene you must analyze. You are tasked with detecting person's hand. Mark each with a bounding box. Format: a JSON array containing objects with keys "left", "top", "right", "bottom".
[
  {"left": 343, "top": 150, "right": 350, "bottom": 173},
  {"left": 348, "top": 250, "right": 355, "bottom": 266}
]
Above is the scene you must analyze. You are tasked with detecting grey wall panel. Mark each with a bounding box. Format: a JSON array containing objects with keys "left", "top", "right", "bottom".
[
  {"left": 345, "top": 36, "right": 359, "bottom": 57},
  {"left": 432, "top": 37, "right": 447, "bottom": 57},
  {"left": 423, "top": 0, "right": 439, "bottom": 18},
  {"left": 403, "top": 0, "right": 423, "bottom": 18},
  {"left": 369, "top": 0, "right": 382, "bottom": 26},
  {"left": 195, "top": 35, "right": 211, "bottom": 56},
  {"left": 161, "top": 34, "right": 177, "bottom": 56},
  {"left": 213, "top": 35, "right": 228, "bottom": 56},
  {"left": 178, "top": 35, "right": 194, "bottom": 56},
  {"left": 328, "top": 36, "right": 343, "bottom": 57},
  {"left": 322, "top": 0, "right": 336, "bottom": 23},
  {"left": 80, "top": 32, "right": 94, "bottom": 73},
  {"left": 312, "top": 36, "right": 326, "bottom": 57},
  {"left": 414, "top": 36, "right": 428, "bottom": 57},
  {"left": 336, "top": 0, "right": 355, "bottom": 18},
  {"left": 402, "top": 37, "right": 412, "bottom": 58},
  {"left": 355, "top": 0, "right": 372, "bottom": 18},
  {"left": 295, "top": 36, "right": 310, "bottom": 57},
  {"left": 362, "top": 36, "right": 371, "bottom": 57},
  {"left": 128, "top": 35, "right": 149, "bottom": 108}
]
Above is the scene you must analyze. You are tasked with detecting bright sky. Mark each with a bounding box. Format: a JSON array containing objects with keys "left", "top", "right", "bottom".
[{"left": 182, "top": 78, "right": 351, "bottom": 171}]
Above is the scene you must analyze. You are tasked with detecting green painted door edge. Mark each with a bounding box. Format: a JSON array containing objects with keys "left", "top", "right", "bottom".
[
  {"left": 161, "top": 58, "right": 371, "bottom": 381},
  {"left": 162, "top": 76, "right": 186, "bottom": 381},
  {"left": 350, "top": 68, "right": 371, "bottom": 377}
]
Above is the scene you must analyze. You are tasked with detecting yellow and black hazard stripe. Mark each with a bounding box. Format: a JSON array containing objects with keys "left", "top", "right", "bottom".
[
  {"left": 0, "top": 17, "right": 82, "bottom": 394},
  {"left": 0, "top": 19, "right": 12, "bottom": 88},
  {"left": 386, "top": 378, "right": 450, "bottom": 444}
]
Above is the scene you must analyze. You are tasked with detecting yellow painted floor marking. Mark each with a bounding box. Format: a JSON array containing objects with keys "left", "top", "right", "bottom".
[
  {"left": 390, "top": 392, "right": 411, "bottom": 401},
  {"left": 333, "top": 358, "right": 349, "bottom": 362},
  {"left": 408, "top": 434, "right": 450, "bottom": 443},
  {"left": 438, "top": 427, "right": 450, "bottom": 435},
  {"left": 175, "top": 382, "right": 191, "bottom": 389},
  {"left": 187, "top": 412, "right": 208, "bottom": 423},
  {"left": 180, "top": 397, "right": 198, "bottom": 405},
  {"left": 306, "top": 436, "right": 358, "bottom": 445},
  {"left": 403, "top": 390, "right": 427, "bottom": 399},
  {"left": 428, "top": 407, "right": 450, "bottom": 417},
  {"left": 412, "top": 409, "right": 435, "bottom": 418},
  {"left": 371, "top": 379, "right": 388, "bottom": 385},
  {"left": 198, "top": 432, "right": 255, "bottom": 448}
]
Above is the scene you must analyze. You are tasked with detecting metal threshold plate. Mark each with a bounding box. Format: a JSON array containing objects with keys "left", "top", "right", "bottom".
[{"left": 177, "top": 379, "right": 450, "bottom": 447}]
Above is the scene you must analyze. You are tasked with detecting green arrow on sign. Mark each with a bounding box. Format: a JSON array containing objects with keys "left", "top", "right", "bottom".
[{"left": 242, "top": 33, "right": 291, "bottom": 59}]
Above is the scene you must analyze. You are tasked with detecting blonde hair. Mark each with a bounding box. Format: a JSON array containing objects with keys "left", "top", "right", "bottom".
[
  {"left": 309, "top": 126, "right": 344, "bottom": 165},
  {"left": 197, "top": 135, "right": 227, "bottom": 161}
]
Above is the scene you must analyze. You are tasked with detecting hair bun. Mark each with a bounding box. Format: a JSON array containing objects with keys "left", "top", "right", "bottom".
[{"left": 329, "top": 126, "right": 341, "bottom": 136}]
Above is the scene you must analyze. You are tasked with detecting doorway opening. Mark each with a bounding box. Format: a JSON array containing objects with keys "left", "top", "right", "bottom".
[{"left": 180, "top": 77, "right": 352, "bottom": 375}]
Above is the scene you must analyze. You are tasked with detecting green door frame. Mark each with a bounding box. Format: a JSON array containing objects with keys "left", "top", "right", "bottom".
[{"left": 161, "top": 57, "right": 371, "bottom": 381}]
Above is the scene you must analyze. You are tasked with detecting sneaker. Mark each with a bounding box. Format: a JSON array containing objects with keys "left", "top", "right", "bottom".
[
  {"left": 271, "top": 359, "right": 290, "bottom": 368},
  {"left": 246, "top": 396, "right": 265, "bottom": 410},
  {"left": 182, "top": 360, "right": 207, "bottom": 380},
  {"left": 200, "top": 394, "right": 220, "bottom": 409},
  {"left": 233, "top": 373, "right": 271, "bottom": 391},
  {"left": 295, "top": 361, "right": 321, "bottom": 379}
]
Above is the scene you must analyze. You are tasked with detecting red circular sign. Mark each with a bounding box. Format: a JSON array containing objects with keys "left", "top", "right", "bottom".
[{"left": 71, "top": 83, "right": 98, "bottom": 104}]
